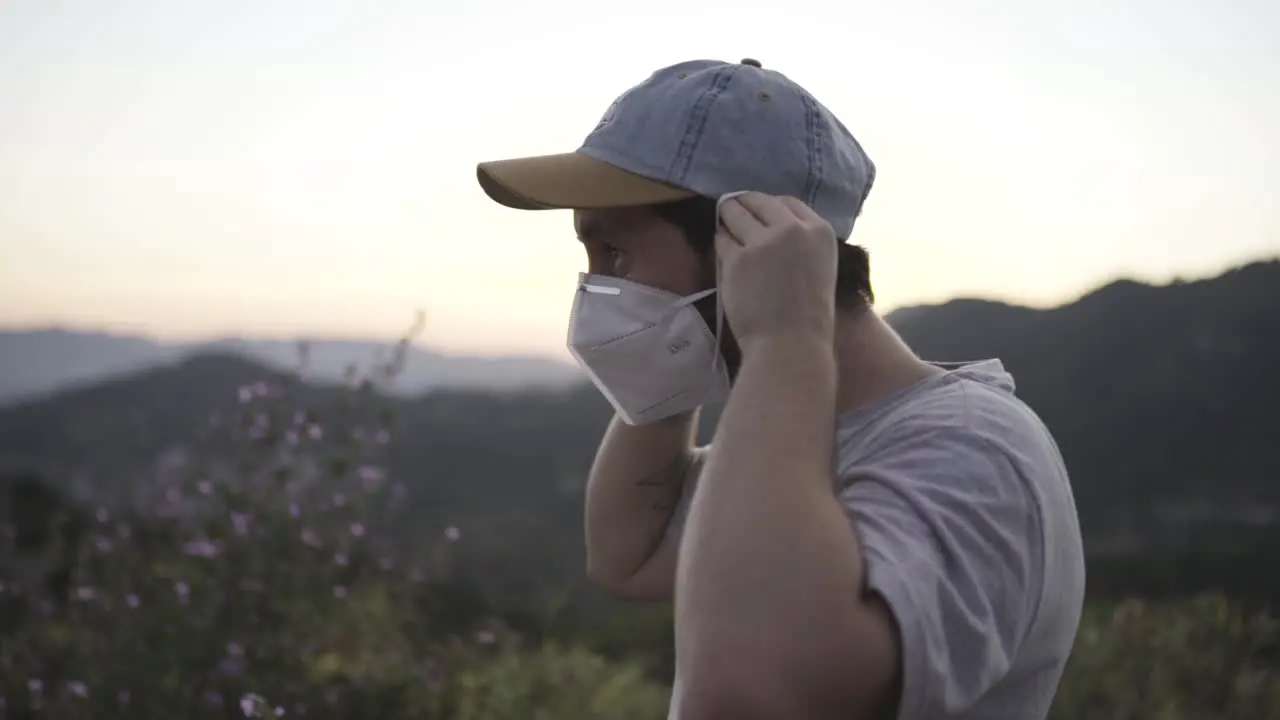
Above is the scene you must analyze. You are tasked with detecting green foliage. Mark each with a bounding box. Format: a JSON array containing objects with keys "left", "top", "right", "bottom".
[
  {"left": 1052, "top": 595, "right": 1280, "bottom": 720},
  {"left": 450, "top": 643, "right": 668, "bottom": 720}
]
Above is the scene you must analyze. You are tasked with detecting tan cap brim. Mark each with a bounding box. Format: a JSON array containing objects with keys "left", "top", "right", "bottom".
[{"left": 476, "top": 151, "right": 696, "bottom": 210}]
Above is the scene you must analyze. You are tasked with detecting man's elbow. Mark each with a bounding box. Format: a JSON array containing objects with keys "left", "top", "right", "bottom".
[
  {"left": 677, "top": 650, "right": 890, "bottom": 719},
  {"left": 676, "top": 678, "right": 769, "bottom": 719},
  {"left": 585, "top": 558, "right": 671, "bottom": 602},
  {"left": 584, "top": 560, "right": 636, "bottom": 598},
  {"left": 676, "top": 669, "right": 815, "bottom": 720},
  {"left": 678, "top": 680, "right": 873, "bottom": 720}
]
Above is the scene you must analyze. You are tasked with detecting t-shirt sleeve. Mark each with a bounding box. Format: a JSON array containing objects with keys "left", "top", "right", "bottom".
[{"left": 839, "top": 426, "right": 1043, "bottom": 719}]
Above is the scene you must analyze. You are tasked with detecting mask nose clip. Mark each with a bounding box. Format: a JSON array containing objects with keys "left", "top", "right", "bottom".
[{"left": 581, "top": 282, "right": 621, "bottom": 296}]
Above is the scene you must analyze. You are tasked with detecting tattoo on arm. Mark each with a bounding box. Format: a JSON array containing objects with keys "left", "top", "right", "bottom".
[{"left": 634, "top": 453, "right": 692, "bottom": 513}]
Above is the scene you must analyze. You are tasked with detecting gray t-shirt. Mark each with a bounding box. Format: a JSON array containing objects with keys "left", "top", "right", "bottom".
[{"left": 667, "top": 359, "right": 1085, "bottom": 719}]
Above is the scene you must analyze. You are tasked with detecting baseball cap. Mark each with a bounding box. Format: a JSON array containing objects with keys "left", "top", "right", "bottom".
[{"left": 476, "top": 58, "right": 876, "bottom": 239}]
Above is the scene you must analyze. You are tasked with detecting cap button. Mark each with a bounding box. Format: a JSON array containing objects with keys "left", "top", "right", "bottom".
[{"left": 740, "top": 58, "right": 762, "bottom": 68}]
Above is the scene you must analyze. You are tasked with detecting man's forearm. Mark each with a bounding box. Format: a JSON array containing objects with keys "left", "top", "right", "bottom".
[
  {"left": 584, "top": 411, "right": 697, "bottom": 591},
  {"left": 674, "top": 338, "right": 869, "bottom": 714}
]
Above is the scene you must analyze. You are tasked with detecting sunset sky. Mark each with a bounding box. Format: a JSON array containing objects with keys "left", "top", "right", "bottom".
[{"left": 2, "top": 0, "right": 1277, "bottom": 360}]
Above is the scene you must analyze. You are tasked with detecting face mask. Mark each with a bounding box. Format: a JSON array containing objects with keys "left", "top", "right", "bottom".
[{"left": 567, "top": 272, "right": 730, "bottom": 426}]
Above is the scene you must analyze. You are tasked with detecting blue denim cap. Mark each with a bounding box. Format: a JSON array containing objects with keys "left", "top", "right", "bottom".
[{"left": 476, "top": 58, "right": 876, "bottom": 239}]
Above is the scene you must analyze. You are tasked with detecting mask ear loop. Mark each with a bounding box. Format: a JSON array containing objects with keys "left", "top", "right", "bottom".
[
  {"left": 711, "top": 191, "right": 748, "bottom": 376},
  {"left": 712, "top": 254, "right": 724, "bottom": 374}
]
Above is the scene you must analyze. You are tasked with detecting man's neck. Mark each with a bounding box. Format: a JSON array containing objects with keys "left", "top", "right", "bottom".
[{"left": 832, "top": 307, "right": 943, "bottom": 417}]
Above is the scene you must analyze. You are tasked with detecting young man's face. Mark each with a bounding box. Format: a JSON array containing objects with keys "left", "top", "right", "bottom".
[
  {"left": 573, "top": 205, "right": 742, "bottom": 378},
  {"left": 573, "top": 207, "right": 708, "bottom": 295}
]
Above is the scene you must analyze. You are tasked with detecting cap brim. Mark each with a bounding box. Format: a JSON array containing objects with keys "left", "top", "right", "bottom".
[{"left": 476, "top": 151, "right": 696, "bottom": 211}]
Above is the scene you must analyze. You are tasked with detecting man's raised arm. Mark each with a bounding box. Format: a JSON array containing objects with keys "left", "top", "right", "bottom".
[{"left": 584, "top": 410, "right": 703, "bottom": 601}]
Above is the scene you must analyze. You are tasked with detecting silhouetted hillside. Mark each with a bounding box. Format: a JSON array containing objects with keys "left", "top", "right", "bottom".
[
  {"left": 0, "top": 353, "right": 326, "bottom": 484},
  {"left": 0, "top": 329, "right": 582, "bottom": 405},
  {"left": 1, "top": 259, "right": 1277, "bottom": 604},
  {"left": 887, "top": 259, "right": 1280, "bottom": 548}
]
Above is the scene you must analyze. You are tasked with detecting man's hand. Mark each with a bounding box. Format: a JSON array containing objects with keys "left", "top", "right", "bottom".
[{"left": 716, "top": 192, "right": 839, "bottom": 354}]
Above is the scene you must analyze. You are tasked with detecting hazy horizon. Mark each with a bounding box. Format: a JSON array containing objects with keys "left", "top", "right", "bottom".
[
  {"left": 5, "top": 254, "right": 1273, "bottom": 361},
  {"left": 4, "top": 0, "right": 1278, "bottom": 362}
]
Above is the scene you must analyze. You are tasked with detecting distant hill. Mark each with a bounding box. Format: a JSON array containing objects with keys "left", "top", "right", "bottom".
[
  {"left": 0, "top": 329, "right": 583, "bottom": 406},
  {"left": 886, "top": 259, "right": 1280, "bottom": 549},
  {"left": 0, "top": 258, "right": 1277, "bottom": 603}
]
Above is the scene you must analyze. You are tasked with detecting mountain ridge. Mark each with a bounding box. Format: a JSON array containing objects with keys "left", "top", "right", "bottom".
[
  {"left": 3, "top": 257, "right": 1275, "bottom": 408},
  {"left": 0, "top": 328, "right": 583, "bottom": 406}
]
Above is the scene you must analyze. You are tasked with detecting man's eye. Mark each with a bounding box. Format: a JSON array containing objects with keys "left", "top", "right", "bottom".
[
  {"left": 584, "top": 240, "right": 628, "bottom": 277},
  {"left": 604, "top": 245, "right": 627, "bottom": 270}
]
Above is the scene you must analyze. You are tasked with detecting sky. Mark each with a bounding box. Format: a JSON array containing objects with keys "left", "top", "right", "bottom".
[{"left": 2, "top": 0, "right": 1277, "bottom": 360}]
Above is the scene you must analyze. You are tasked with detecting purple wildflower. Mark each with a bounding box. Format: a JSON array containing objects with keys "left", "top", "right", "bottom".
[
  {"left": 184, "top": 539, "right": 221, "bottom": 558},
  {"left": 357, "top": 464, "right": 385, "bottom": 482},
  {"left": 240, "top": 692, "right": 264, "bottom": 716},
  {"left": 230, "top": 511, "right": 251, "bottom": 536}
]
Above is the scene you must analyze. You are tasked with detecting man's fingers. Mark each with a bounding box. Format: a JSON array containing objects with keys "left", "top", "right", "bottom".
[
  {"left": 777, "top": 195, "right": 824, "bottom": 226},
  {"left": 720, "top": 192, "right": 818, "bottom": 247},
  {"left": 717, "top": 198, "right": 761, "bottom": 243},
  {"left": 714, "top": 226, "right": 743, "bottom": 259},
  {"left": 735, "top": 192, "right": 801, "bottom": 228}
]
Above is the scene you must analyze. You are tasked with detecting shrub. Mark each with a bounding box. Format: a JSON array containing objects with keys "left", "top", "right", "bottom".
[{"left": 1052, "top": 594, "right": 1280, "bottom": 719}]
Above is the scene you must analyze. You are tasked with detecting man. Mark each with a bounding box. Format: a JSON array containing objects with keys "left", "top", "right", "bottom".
[{"left": 476, "top": 58, "right": 1085, "bottom": 719}]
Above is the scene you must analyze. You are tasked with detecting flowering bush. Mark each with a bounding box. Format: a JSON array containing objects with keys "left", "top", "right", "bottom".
[{"left": 0, "top": 332, "right": 667, "bottom": 719}]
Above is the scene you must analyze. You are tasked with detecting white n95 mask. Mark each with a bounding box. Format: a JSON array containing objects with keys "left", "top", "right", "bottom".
[{"left": 567, "top": 272, "right": 730, "bottom": 426}]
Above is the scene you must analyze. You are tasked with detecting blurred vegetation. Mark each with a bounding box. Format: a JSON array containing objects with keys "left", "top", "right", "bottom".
[
  {"left": 0, "top": 363, "right": 1275, "bottom": 720},
  {"left": 2, "top": 261, "right": 1280, "bottom": 717}
]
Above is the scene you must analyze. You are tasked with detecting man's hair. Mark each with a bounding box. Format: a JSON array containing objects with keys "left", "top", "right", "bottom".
[{"left": 651, "top": 196, "right": 874, "bottom": 309}]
